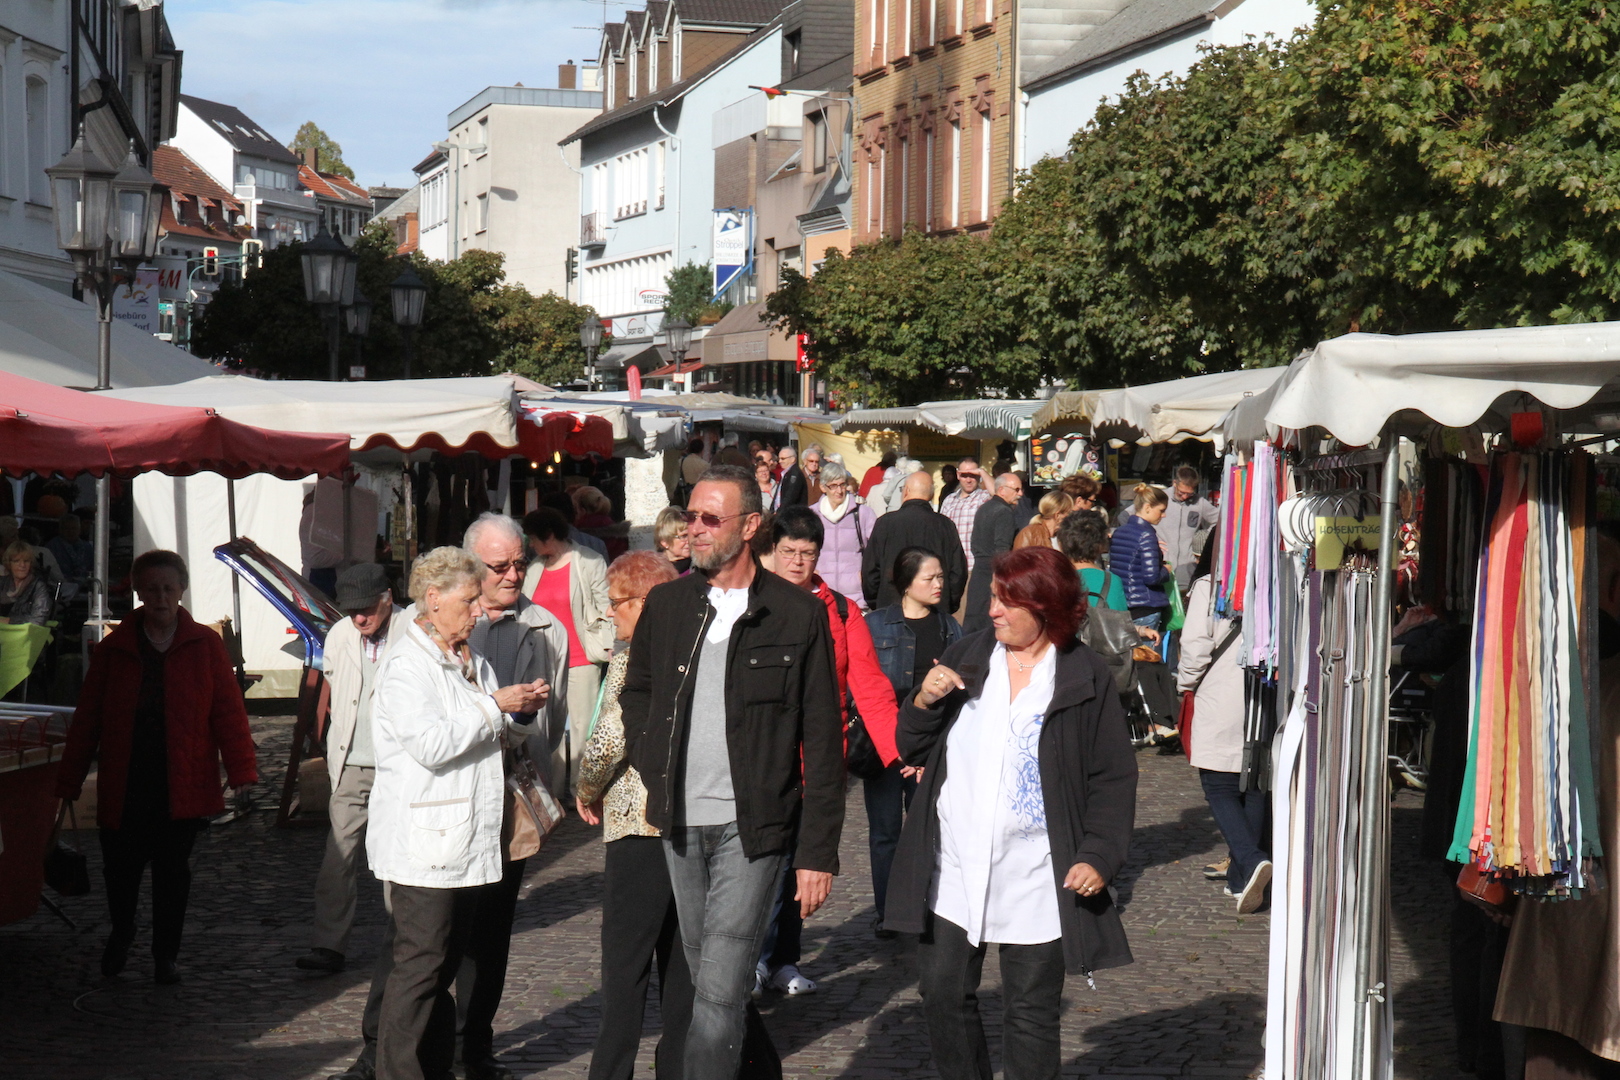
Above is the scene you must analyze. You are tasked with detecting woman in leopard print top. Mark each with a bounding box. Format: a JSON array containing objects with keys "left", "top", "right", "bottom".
[{"left": 575, "top": 552, "right": 692, "bottom": 1079}]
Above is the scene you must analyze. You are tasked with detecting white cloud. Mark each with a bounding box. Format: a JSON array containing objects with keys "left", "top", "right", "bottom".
[{"left": 167, "top": 0, "right": 605, "bottom": 186}]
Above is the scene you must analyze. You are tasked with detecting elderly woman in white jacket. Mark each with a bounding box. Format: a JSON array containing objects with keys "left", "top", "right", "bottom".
[{"left": 369, "top": 546, "right": 549, "bottom": 1080}]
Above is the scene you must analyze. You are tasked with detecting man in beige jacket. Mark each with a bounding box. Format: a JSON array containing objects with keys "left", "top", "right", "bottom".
[
  {"left": 522, "top": 507, "right": 614, "bottom": 797},
  {"left": 296, "top": 564, "right": 406, "bottom": 975}
]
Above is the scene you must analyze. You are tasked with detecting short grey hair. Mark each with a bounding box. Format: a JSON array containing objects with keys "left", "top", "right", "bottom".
[
  {"left": 779, "top": 445, "right": 797, "bottom": 461},
  {"left": 801, "top": 444, "right": 823, "bottom": 462},
  {"left": 697, "top": 464, "right": 763, "bottom": 517},
  {"left": 408, "top": 546, "right": 483, "bottom": 604},
  {"left": 819, "top": 461, "right": 851, "bottom": 486},
  {"left": 463, "top": 512, "right": 524, "bottom": 552},
  {"left": 995, "top": 472, "right": 1022, "bottom": 492}
]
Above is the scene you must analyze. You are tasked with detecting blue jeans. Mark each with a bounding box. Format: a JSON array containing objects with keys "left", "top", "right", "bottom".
[
  {"left": 1199, "top": 768, "right": 1269, "bottom": 891},
  {"left": 664, "top": 823, "right": 788, "bottom": 1079},
  {"left": 863, "top": 763, "right": 917, "bottom": 923}
]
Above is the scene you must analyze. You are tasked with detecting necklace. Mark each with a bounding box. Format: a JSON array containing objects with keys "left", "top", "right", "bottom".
[
  {"left": 145, "top": 621, "right": 177, "bottom": 646},
  {"left": 1009, "top": 643, "right": 1048, "bottom": 672}
]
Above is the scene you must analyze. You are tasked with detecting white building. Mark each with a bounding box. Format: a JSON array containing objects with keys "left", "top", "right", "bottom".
[
  {"left": 171, "top": 94, "right": 321, "bottom": 250},
  {"left": 0, "top": 0, "right": 182, "bottom": 293},
  {"left": 414, "top": 147, "right": 451, "bottom": 263},
  {"left": 1018, "top": 0, "right": 1318, "bottom": 167}
]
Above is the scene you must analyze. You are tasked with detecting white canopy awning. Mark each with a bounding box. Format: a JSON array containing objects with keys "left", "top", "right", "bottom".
[
  {"left": 959, "top": 400, "right": 1047, "bottom": 441},
  {"left": 519, "top": 392, "right": 687, "bottom": 457},
  {"left": 835, "top": 400, "right": 1018, "bottom": 437},
  {"left": 1033, "top": 368, "right": 1285, "bottom": 445},
  {"left": 0, "top": 267, "right": 220, "bottom": 388}
]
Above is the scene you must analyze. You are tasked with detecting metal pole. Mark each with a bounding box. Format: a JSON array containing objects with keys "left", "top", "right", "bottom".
[
  {"left": 227, "top": 478, "right": 242, "bottom": 633},
  {"left": 90, "top": 273, "right": 113, "bottom": 643},
  {"left": 403, "top": 327, "right": 415, "bottom": 380},
  {"left": 326, "top": 308, "right": 340, "bottom": 381},
  {"left": 1352, "top": 432, "right": 1401, "bottom": 1080},
  {"left": 586, "top": 344, "right": 597, "bottom": 390}
]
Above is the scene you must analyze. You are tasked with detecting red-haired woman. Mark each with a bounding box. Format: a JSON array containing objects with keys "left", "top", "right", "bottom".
[{"left": 884, "top": 545, "right": 1138, "bottom": 1080}]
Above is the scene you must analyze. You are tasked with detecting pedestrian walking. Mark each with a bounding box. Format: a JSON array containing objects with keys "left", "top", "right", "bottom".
[
  {"left": 367, "top": 547, "right": 548, "bottom": 1080},
  {"left": 963, "top": 472, "right": 1025, "bottom": 633},
  {"left": 888, "top": 545, "right": 1137, "bottom": 1080},
  {"left": 1110, "top": 485, "right": 1178, "bottom": 741},
  {"left": 800, "top": 444, "right": 825, "bottom": 504},
  {"left": 757, "top": 507, "right": 898, "bottom": 994},
  {"left": 859, "top": 451, "right": 896, "bottom": 500},
  {"left": 775, "top": 446, "right": 809, "bottom": 509},
  {"left": 618, "top": 465, "right": 844, "bottom": 1079},
  {"left": 810, "top": 461, "right": 876, "bottom": 610},
  {"left": 522, "top": 508, "right": 614, "bottom": 798},
  {"left": 576, "top": 550, "right": 692, "bottom": 1080},
  {"left": 864, "top": 547, "right": 960, "bottom": 937},
  {"left": 938, "top": 458, "right": 990, "bottom": 573},
  {"left": 297, "top": 564, "right": 406, "bottom": 977},
  {"left": 1014, "top": 491, "right": 1074, "bottom": 551},
  {"left": 861, "top": 471, "right": 968, "bottom": 613},
  {"left": 1176, "top": 539, "right": 1270, "bottom": 914},
  {"left": 56, "top": 550, "right": 259, "bottom": 985},
  {"left": 1157, "top": 465, "right": 1217, "bottom": 594}
]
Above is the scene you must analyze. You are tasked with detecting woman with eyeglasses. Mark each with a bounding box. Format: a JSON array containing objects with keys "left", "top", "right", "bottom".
[
  {"left": 577, "top": 551, "right": 692, "bottom": 1080},
  {"left": 653, "top": 506, "right": 692, "bottom": 573},
  {"left": 755, "top": 460, "right": 778, "bottom": 507},
  {"left": 810, "top": 461, "right": 876, "bottom": 610}
]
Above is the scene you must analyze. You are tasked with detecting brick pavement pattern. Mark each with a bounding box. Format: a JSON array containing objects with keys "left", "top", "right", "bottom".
[{"left": 1, "top": 718, "right": 1464, "bottom": 1079}]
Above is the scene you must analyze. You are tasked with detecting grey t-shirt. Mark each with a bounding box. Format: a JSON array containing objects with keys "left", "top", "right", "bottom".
[{"left": 679, "top": 585, "right": 749, "bottom": 827}]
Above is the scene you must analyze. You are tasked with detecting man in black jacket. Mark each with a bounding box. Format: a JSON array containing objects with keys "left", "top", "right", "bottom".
[
  {"left": 963, "top": 472, "right": 1025, "bottom": 632},
  {"left": 774, "top": 445, "right": 808, "bottom": 509},
  {"left": 860, "top": 471, "right": 969, "bottom": 611},
  {"left": 619, "top": 464, "right": 844, "bottom": 1078}
]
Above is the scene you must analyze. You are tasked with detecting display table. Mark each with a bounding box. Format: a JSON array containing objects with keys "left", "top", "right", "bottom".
[{"left": 0, "top": 708, "right": 72, "bottom": 925}]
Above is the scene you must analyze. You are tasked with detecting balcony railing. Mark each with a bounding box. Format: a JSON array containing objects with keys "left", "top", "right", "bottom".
[{"left": 581, "top": 210, "right": 607, "bottom": 247}]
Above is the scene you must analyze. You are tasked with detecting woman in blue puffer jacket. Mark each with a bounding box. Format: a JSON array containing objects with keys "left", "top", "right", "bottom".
[{"left": 1109, "top": 483, "right": 1172, "bottom": 630}]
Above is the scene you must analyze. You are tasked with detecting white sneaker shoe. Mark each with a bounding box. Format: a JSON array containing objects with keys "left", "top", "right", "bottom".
[
  {"left": 751, "top": 961, "right": 766, "bottom": 1000},
  {"left": 1236, "top": 859, "right": 1273, "bottom": 915},
  {"left": 767, "top": 964, "right": 817, "bottom": 995}
]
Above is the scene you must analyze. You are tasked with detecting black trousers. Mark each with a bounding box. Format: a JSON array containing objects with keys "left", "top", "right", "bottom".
[
  {"left": 99, "top": 818, "right": 205, "bottom": 965},
  {"left": 376, "top": 882, "right": 479, "bottom": 1080},
  {"left": 916, "top": 914, "right": 1066, "bottom": 1080},
  {"left": 588, "top": 836, "right": 693, "bottom": 1080},
  {"left": 455, "top": 857, "right": 526, "bottom": 1059}
]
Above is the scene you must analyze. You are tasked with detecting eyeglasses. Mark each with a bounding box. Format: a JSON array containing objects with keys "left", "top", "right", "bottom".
[
  {"left": 607, "top": 595, "right": 645, "bottom": 610},
  {"left": 773, "top": 547, "right": 818, "bottom": 565},
  {"left": 482, "top": 558, "right": 528, "bottom": 577},
  {"left": 680, "top": 510, "right": 747, "bottom": 529}
]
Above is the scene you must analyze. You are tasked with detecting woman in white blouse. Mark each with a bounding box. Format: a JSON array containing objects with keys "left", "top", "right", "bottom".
[{"left": 884, "top": 544, "right": 1139, "bottom": 1080}]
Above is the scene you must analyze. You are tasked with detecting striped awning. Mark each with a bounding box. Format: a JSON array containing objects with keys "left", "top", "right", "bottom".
[{"left": 960, "top": 400, "right": 1045, "bottom": 441}]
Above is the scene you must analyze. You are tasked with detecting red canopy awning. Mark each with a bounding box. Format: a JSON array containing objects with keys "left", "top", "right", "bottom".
[
  {"left": 521, "top": 405, "right": 615, "bottom": 459},
  {"left": 0, "top": 371, "right": 350, "bottom": 480}
]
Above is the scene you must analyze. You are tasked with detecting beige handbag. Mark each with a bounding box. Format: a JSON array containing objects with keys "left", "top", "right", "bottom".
[{"left": 503, "top": 746, "right": 565, "bottom": 861}]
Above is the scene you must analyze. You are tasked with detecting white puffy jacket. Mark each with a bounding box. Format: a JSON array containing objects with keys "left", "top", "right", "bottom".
[{"left": 367, "top": 620, "right": 531, "bottom": 889}]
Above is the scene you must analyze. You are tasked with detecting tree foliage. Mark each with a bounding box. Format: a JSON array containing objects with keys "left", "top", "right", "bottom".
[
  {"left": 663, "top": 261, "right": 732, "bottom": 324},
  {"left": 769, "top": 0, "right": 1620, "bottom": 400},
  {"left": 191, "top": 222, "right": 602, "bottom": 385},
  {"left": 288, "top": 121, "right": 355, "bottom": 180}
]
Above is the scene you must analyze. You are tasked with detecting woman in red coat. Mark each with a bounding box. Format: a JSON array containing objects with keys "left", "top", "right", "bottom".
[{"left": 56, "top": 549, "right": 259, "bottom": 984}]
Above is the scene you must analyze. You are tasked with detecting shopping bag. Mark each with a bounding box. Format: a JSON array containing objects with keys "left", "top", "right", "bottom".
[{"left": 43, "top": 801, "right": 91, "bottom": 897}]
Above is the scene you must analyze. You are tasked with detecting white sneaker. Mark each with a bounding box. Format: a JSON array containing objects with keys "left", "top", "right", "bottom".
[
  {"left": 767, "top": 964, "right": 817, "bottom": 995},
  {"left": 1236, "top": 859, "right": 1273, "bottom": 915},
  {"left": 751, "top": 961, "right": 766, "bottom": 1000}
]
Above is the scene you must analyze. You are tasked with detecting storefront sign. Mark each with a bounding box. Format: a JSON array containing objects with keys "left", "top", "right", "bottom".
[
  {"left": 713, "top": 209, "right": 750, "bottom": 296},
  {"left": 112, "top": 269, "right": 160, "bottom": 335}
]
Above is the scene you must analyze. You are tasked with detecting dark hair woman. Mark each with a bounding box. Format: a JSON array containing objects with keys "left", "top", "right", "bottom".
[
  {"left": 886, "top": 544, "right": 1138, "bottom": 1080},
  {"left": 56, "top": 549, "right": 260, "bottom": 984},
  {"left": 862, "top": 546, "right": 962, "bottom": 938}
]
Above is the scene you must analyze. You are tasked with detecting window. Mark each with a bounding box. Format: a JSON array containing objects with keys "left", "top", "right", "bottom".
[
  {"left": 477, "top": 192, "right": 489, "bottom": 232},
  {"left": 478, "top": 117, "right": 489, "bottom": 153},
  {"left": 977, "top": 110, "right": 992, "bottom": 221},
  {"left": 654, "top": 141, "right": 667, "bottom": 209},
  {"left": 866, "top": 157, "right": 881, "bottom": 234},
  {"left": 811, "top": 112, "right": 829, "bottom": 173},
  {"left": 672, "top": 25, "right": 683, "bottom": 78},
  {"left": 649, "top": 36, "right": 659, "bottom": 92},
  {"left": 948, "top": 117, "right": 961, "bottom": 227},
  {"left": 786, "top": 31, "right": 801, "bottom": 77},
  {"left": 951, "top": 0, "right": 963, "bottom": 36},
  {"left": 924, "top": 127, "right": 935, "bottom": 229},
  {"left": 614, "top": 148, "right": 649, "bottom": 218},
  {"left": 628, "top": 47, "right": 638, "bottom": 99},
  {"left": 592, "top": 162, "right": 608, "bottom": 216},
  {"left": 898, "top": 133, "right": 910, "bottom": 231},
  {"left": 25, "top": 76, "right": 48, "bottom": 204},
  {"left": 901, "top": 0, "right": 911, "bottom": 55},
  {"left": 924, "top": 0, "right": 937, "bottom": 45}
]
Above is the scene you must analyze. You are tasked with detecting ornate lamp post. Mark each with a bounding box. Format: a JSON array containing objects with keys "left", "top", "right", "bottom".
[
  {"left": 299, "top": 224, "right": 358, "bottom": 380},
  {"left": 665, "top": 318, "right": 693, "bottom": 385},
  {"left": 390, "top": 266, "right": 427, "bottom": 378},
  {"left": 47, "top": 134, "right": 164, "bottom": 639},
  {"left": 579, "top": 316, "right": 605, "bottom": 389},
  {"left": 346, "top": 287, "right": 372, "bottom": 379}
]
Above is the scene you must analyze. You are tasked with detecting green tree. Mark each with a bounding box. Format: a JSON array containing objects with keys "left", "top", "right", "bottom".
[
  {"left": 288, "top": 121, "right": 355, "bottom": 180},
  {"left": 662, "top": 261, "right": 725, "bottom": 324}
]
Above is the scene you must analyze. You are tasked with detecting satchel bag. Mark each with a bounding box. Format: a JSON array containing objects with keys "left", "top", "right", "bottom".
[
  {"left": 43, "top": 800, "right": 91, "bottom": 897},
  {"left": 1178, "top": 619, "right": 1241, "bottom": 762},
  {"left": 504, "top": 747, "right": 565, "bottom": 862},
  {"left": 1080, "top": 570, "right": 1140, "bottom": 693}
]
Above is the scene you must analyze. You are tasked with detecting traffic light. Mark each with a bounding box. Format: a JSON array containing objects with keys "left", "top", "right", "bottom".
[
  {"left": 203, "top": 246, "right": 220, "bottom": 277},
  {"left": 241, "top": 239, "right": 263, "bottom": 275},
  {"left": 565, "top": 246, "right": 579, "bottom": 283}
]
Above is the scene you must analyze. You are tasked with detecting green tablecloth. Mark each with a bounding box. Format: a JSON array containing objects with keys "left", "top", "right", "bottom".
[{"left": 0, "top": 623, "right": 53, "bottom": 698}]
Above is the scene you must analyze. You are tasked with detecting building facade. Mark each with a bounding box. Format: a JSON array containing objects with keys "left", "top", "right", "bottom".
[
  {"left": 150, "top": 143, "right": 251, "bottom": 342},
  {"left": 171, "top": 94, "right": 320, "bottom": 251},
  {"left": 0, "top": 0, "right": 182, "bottom": 292},
  {"left": 297, "top": 157, "right": 374, "bottom": 245}
]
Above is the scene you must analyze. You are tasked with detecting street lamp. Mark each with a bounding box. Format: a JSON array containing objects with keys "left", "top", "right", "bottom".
[
  {"left": 300, "top": 225, "right": 358, "bottom": 380},
  {"left": 346, "top": 287, "right": 372, "bottom": 379},
  {"left": 665, "top": 317, "right": 693, "bottom": 377},
  {"left": 47, "top": 133, "right": 165, "bottom": 644},
  {"left": 390, "top": 266, "right": 427, "bottom": 378},
  {"left": 579, "top": 316, "right": 605, "bottom": 389}
]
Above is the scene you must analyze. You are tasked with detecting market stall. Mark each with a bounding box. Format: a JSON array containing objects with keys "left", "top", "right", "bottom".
[
  {"left": 1213, "top": 322, "right": 1620, "bottom": 1080},
  {"left": 1032, "top": 367, "right": 1285, "bottom": 446}
]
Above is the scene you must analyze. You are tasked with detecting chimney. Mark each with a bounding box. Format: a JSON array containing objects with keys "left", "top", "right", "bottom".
[
  {"left": 559, "top": 61, "right": 577, "bottom": 90},
  {"left": 303, "top": 147, "right": 319, "bottom": 170}
]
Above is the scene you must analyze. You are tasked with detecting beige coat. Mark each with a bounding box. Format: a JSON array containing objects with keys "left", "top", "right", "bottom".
[
  {"left": 1493, "top": 655, "right": 1620, "bottom": 1061},
  {"left": 1176, "top": 575, "right": 1245, "bottom": 773},
  {"left": 323, "top": 608, "right": 409, "bottom": 788},
  {"left": 521, "top": 544, "right": 614, "bottom": 664}
]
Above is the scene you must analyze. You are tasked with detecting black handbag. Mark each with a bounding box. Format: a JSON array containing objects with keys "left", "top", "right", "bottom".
[{"left": 43, "top": 801, "right": 91, "bottom": 897}]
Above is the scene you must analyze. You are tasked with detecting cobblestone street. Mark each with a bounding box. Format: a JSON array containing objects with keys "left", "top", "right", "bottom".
[{"left": 1, "top": 717, "right": 1463, "bottom": 1079}]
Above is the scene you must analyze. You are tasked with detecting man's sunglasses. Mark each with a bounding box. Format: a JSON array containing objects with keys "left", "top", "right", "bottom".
[
  {"left": 679, "top": 510, "right": 748, "bottom": 528},
  {"left": 483, "top": 558, "right": 528, "bottom": 576}
]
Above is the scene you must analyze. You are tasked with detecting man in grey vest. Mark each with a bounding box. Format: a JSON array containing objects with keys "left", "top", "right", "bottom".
[{"left": 297, "top": 564, "right": 405, "bottom": 975}]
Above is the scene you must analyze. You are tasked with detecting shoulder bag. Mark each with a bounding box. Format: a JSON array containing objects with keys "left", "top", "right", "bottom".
[
  {"left": 505, "top": 745, "right": 566, "bottom": 861},
  {"left": 1178, "top": 621, "right": 1241, "bottom": 762},
  {"left": 44, "top": 800, "right": 91, "bottom": 897},
  {"left": 1080, "top": 569, "right": 1140, "bottom": 694},
  {"left": 832, "top": 591, "right": 886, "bottom": 779}
]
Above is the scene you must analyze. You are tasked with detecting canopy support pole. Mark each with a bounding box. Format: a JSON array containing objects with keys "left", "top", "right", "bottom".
[
  {"left": 89, "top": 298, "right": 113, "bottom": 645},
  {"left": 227, "top": 479, "right": 242, "bottom": 633},
  {"left": 1352, "top": 432, "right": 1399, "bottom": 1080}
]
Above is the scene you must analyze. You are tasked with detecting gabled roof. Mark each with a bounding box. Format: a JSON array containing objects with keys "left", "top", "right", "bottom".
[
  {"left": 645, "top": 0, "right": 672, "bottom": 34},
  {"left": 625, "top": 9, "right": 646, "bottom": 44},
  {"left": 151, "top": 144, "right": 239, "bottom": 204},
  {"left": 179, "top": 94, "right": 302, "bottom": 164},
  {"left": 674, "top": 0, "right": 790, "bottom": 26},
  {"left": 563, "top": 15, "right": 782, "bottom": 145},
  {"left": 297, "top": 165, "right": 371, "bottom": 206},
  {"left": 413, "top": 147, "right": 447, "bottom": 176},
  {"left": 1022, "top": 0, "right": 1230, "bottom": 90}
]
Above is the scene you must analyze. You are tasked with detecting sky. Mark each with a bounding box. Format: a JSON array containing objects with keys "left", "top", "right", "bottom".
[{"left": 166, "top": 0, "right": 611, "bottom": 188}]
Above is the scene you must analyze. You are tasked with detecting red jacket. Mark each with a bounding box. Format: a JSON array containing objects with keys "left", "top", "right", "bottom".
[
  {"left": 57, "top": 607, "right": 259, "bottom": 828},
  {"left": 814, "top": 577, "right": 901, "bottom": 766}
]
